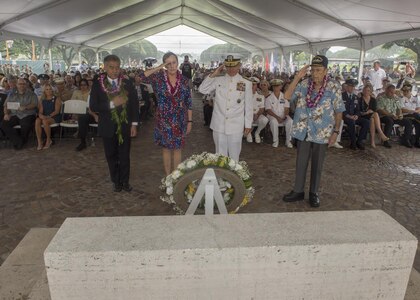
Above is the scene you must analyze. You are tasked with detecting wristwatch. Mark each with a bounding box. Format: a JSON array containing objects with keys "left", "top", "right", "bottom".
[{"left": 333, "top": 130, "right": 340, "bottom": 134}]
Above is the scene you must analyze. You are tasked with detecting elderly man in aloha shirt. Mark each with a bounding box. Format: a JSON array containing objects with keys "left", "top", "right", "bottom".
[
  {"left": 377, "top": 84, "right": 414, "bottom": 148},
  {"left": 282, "top": 55, "right": 344, "bottom": 208}
]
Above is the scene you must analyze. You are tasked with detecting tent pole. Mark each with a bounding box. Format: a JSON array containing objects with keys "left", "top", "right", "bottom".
[
  {"left": 78, "top": 50, "right": 82, "bottom": 65},
  {"left": 48, "top": 48, "right": 53, "bottom": 73},
  {"left": 358, "top": 38, "right": 366, "bottom": 83},
  {"left": 96, "top": 51, "right": 100, "bottom": 68},
  {"left": 290, "top": 52, "right": 294, "bottom": 74}
]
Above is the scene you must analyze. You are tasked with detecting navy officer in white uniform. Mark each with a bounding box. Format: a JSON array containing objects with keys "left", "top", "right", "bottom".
[{"left": 199, "top": 55, "right": 253, "bottom": 161}]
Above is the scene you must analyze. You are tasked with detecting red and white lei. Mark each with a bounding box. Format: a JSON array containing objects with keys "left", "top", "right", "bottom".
[{"left": 163, "top": 70, "right": 181, "bottom": 96}]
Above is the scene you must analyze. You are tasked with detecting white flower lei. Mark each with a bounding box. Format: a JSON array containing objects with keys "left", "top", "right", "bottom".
[{"left": 160, "top": 152, "right": 254, "bottom": 214}]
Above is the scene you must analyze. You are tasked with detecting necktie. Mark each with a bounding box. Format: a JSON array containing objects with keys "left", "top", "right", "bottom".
[{"left": 111, "top": 80, "right": 117, "bottom": 89}]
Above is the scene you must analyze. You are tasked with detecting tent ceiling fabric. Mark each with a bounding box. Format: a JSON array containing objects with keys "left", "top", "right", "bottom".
[{"left": 1, "top": 0, "right": 420, "bottom": 53}]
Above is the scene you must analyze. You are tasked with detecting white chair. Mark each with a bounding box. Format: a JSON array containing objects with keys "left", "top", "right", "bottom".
[{"left": 59, "top": 100, "right": 88, "bottom": 140}]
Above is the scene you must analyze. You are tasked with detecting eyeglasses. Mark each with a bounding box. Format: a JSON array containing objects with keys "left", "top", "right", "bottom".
[{"left": 80, "top": 84, "right": 88, "bottom": 86}]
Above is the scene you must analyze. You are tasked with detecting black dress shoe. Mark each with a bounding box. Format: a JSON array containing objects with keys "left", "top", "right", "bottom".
[
  {"left": 75, "top": 142, "right": 87, "bottom": 151},
  {"left": 383, "top": 141, "right": 392, "bottom": 148},
  {"left": 122, "top": 183, "right": 133, "bottom": 192},
  {"left": 356, "top": 141, "right": 365, "bottom": 150},
  {"left": 309, "top": 192, "right": 320, "bottom": 208},
  {"left": 113, "top": 183, "right": 122, "bottom": 192},
  {"left": 283, "top": 190, "right": 305, "bottom": 202},
  {"left": 349, "top": 143, "right": 357, "bottom": 150},
  {"left": 402, "top": 139, "right": 413, "bottom": 148}
]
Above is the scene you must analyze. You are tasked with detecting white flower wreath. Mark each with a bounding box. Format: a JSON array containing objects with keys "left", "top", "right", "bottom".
[{"left": 160, "top": 152, "right": 255, "bottom": 214}]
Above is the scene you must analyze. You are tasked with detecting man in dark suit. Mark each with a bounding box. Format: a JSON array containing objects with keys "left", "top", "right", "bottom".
[
  {"left": 89, "top": 55, "right": 139, "bottom": 192},
  {"left": 342, "top": 78, "right": 369, "bottom": 150}
]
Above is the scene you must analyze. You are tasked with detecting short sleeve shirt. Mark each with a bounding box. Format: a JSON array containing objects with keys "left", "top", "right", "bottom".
[
  {"left": 377, "top": 95, "right": 401, "bottom": 115},
  {"left": 265, "top": 92, "right": 289, "bottom": 118},
  {"left": 290, "top": 79, "right": 345, "bottom": 144}
]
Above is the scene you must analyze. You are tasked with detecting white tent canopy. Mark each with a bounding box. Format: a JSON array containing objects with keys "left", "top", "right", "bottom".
[{"left": 1, "top": 0, "right": 420, "bottom": 54}]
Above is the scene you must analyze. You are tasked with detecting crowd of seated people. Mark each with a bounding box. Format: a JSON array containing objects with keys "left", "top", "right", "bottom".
[
  {"left": 197, "top": 61, "right": 419, "bottom": 150},
  {"left": 0, "top": 59, "right": 418, "bottom": 152}
]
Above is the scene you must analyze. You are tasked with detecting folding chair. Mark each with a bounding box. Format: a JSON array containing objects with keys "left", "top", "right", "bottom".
[{"left": 59, "top": 100, "right": 88, "bottom": 141}]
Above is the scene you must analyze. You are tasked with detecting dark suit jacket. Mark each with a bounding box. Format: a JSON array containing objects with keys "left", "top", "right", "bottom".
[
  {"left": 89, "top": 75, "right": 139, "bottom": 138},
  {"left": 342, "top": 92, "right": 360, "bottom": 117}
]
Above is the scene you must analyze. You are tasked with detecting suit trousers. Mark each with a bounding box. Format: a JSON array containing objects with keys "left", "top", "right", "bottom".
[
  {"left": 0, "top": 115, "right": 35, "bottom": 147},
  {"left": 102, "top": 132, "right": 131, "bottom": 184},
  {"left": 343, "top": 116, "right": 369, "bottom": 145},
  {"left": 213, "top": 131, "right": 243, "bottom": 161},
  {"left": 78, "top": 114, "right": 96, "bottom": 142},
  {"left": 380, "top": 116, "right": 413, "bottom": 139},
  {"left": 293, "top": 140, "right": 328, "bottom": 194}
]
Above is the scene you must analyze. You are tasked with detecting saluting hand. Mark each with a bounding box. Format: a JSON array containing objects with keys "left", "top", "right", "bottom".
[
  {"left": 210, "top": 65, "right": 225, "bottom": 78},
  {"left": 296, "top": 65, "right": 310, "bottom": 80}
]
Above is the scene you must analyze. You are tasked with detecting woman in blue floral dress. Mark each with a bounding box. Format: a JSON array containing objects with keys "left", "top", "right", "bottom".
[{"left": 142, "top": 52, "right": 193, "bottom": 175}]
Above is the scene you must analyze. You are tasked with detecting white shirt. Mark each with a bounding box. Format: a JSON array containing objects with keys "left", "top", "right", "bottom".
[
  {"left": 368, "top": 68, "right": 387, "bottom": 91},
  {"left": 400, "top": 95, "right": 420, "bottom": 112},
  {"left": 199, "top": 73, "right": 253, "bottom": 135},
  {"left": 265, "top": 92, "right": 289, "bottom": 118}
]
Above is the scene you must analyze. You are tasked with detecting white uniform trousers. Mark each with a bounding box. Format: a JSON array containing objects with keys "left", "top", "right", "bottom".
[
  {"left": 213, "top": 131, "right": 243, "bottom": 161},
  {"left": 254, "top": 115, "right": 269, "bottom": 135},
  {"left": 267, "top": 115, "right": 293, "bottom": 144}
]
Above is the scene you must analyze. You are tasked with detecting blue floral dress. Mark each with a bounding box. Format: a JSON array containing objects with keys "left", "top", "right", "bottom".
[{"left": 141, "top": 70, "right": 192, "bottom": 149}]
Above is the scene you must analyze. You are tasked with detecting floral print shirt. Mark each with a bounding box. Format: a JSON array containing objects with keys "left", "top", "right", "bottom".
[{"left": 290, "top": 79, "right": 344, "bottom": 144}]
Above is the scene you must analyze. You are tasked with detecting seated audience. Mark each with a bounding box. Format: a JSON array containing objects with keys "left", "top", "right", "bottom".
[
  {"left": 246, "top": 77, "right": 268, "bottom": 143},
  {"left": 1, "top": 78, "right": 38, "bottom": 149},
  {"left": 35, "top": 84, "right": 62, "bottom": 150},
  {"left": 265, "top": 79, "right": 293, "bottom": 148},
  {"left": 399, "top": 83, "right": 420, "bottom": 147},
  {"left": 71, "top": 78, "right": 98, "bottom": 151},
  {"left": 342, "top": 79, "right": 370, "bottom": 150},
  {"left": 377, "top": 84, "right": 414, "bottom": 148},
  {"left": 359, "top": 85, "right": 390, "bottom": 148}
]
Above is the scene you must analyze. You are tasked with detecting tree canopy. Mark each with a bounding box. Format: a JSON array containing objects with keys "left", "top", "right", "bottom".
[{"left": 200, "top": 43, "right": 251, "bottom": 64}]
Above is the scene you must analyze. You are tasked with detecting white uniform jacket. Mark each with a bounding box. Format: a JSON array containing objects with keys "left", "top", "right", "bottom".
[
  {"left": 265, "top": 92, "right": 289, "bottom": 118},
  {"left": 199, "top": 73, "right": 253, "bottom": 135},
  {"left": 253, "top": 92, "right": 265, "bottom": 114}
]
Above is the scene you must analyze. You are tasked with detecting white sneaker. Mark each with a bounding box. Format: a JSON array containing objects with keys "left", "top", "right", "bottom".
[
  {"left": 255, "top": 134, "right": 261, "bottom": 144},
  {"left": 246, "top": 133, "right": 253, "bottom": 143},
  {"left": 272, "top": 141, "right": 279, "bottom": 148},
  {"left": 329, "top": 142, "right": 343, "bottom": 149},
  {"left": 286, "top": 142, "right": 293, "bottom": 148}
]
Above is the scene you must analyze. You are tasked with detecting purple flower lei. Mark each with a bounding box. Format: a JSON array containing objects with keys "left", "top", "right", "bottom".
[
  {"left": 99, "top": 74, "right": 123, "bottom": 95},
  {"left": 306, "top": 76, "right": 328, "bottom": 108}
]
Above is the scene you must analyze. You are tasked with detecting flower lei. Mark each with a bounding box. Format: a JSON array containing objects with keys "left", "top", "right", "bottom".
[
  {"left": 163, "top": 70, "right": 181, "bottom": 96},
  {"left": 305, "top": 76, "right": 328, "bottom": 108},
  {"left": 100, "top": 74, "right": 128, "bottom": 144},
  {"left": 160, "top": 152, "right": 254, "bottom": 214}
]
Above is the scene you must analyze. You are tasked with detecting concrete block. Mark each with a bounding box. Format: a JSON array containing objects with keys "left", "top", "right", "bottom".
[
  {"left": 44, "top": 210, "right": 417, "bottom": 300},
  {"left": 0, "top": 228, "right": 57, "bottom": 299}
]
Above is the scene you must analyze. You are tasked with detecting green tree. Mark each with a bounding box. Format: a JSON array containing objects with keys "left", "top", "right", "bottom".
[
  {"left": 54, "top": 45, "right": 77, "bottom": 70},
  {"left": 200, "top": 43, "right": 250, "bottom": 64},
  {"left": 4, "top": 39, "right": 50, "bottom": 60},
  {"left": 81, "top": 48, "right": 97, "bottom": 66},
  {"left": 383, "top": 38, "right": 420, "bottom": 74},
  {"left": 112, "top": 40, "right": 158, "bottom": 65}
]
